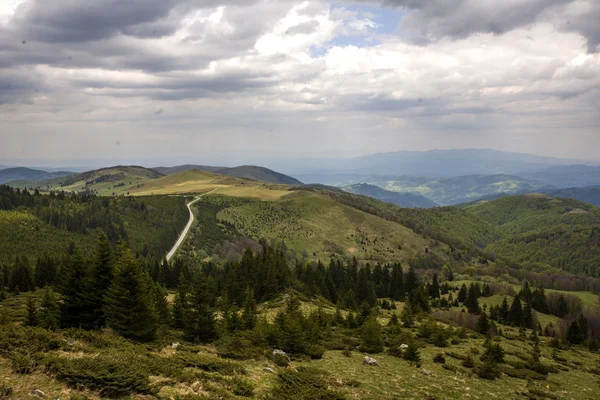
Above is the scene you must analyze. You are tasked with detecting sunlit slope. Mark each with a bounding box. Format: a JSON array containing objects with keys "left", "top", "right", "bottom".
[
  {"left": 130, "top": 169, "right": 291, "bottom": 200},
  {"left": 202, "top": 190, "right": 442, "bottom": 264},
  {"left": 44, "top": 166, "right": 163, "bottom": 195}
]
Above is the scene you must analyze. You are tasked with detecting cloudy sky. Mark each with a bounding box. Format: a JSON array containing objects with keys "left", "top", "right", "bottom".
[{"left": 0, "top": 0, "right": 599, "bottom": 167}]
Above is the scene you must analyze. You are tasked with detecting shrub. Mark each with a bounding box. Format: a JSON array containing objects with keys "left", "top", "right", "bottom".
[
  {"left": 307, "top": 345, "right": 326, "bottom": 360},
  {"left": 177, "top": 352, "right": 246, "bottom": 376},
  {"left": 41, "top": 354, "right": 153, "bottom": 397},
  {"left": 232, "top": 378, "right": 255, "bottom": 397},
  {"left": 273, "top": 353, "right": 290, "bottom": 368},
  {"left": 9, "top": 352, "right": 37, "bottom": 374},
  {"left": 265, "top": 367, "right": 347, "bottom": 400},
  {"left": 477, "top": 360, "right": 500, "bottom": 380},
  {"left": 342, "top": 349, "right": 352, "bottom": 358},
  {"left": 433, "top": 353, "right": 446, "bottom": 364},
  {"left": 461, "top": 355, "right": 475, "bottom": 369}
]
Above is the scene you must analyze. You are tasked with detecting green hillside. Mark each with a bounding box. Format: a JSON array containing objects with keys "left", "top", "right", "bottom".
[
  {"left": 465, "top": 194, "right": 600, "bottom": 276},
  {"left": 154, "top": 164, "right": 303, "bottom": 185},
  {"left": 0, "top": 185, "right": 188, "bottom": 265},
  {"left": 368, "top": 174, "right": 548, "bottom": 205},
  {"left": 343, "top": 183, "right": 438, "bottom": 208},
  {"left": 39, "top": 166, "right": 163, "bottom": 196}
]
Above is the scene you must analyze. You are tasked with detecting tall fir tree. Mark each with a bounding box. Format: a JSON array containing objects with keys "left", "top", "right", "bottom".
[
  {"left": 465, "top": 283, "right": 480, "bottom": 314},
  {"left": 359, "top": 316, "right": 384, "bottom": 353},
  {"left": 457, "top": 284, "right": 467, "bottom": 304},
  {"left": 9, "top": 255, "right": 35, "bottom": 292},
  {"left": 38, "top": 286, "right": 60, "bottom": 330},
  {"left": 25, "top": 295, "right": 38, "bottom": 326},
  {"left": 507, "top": 296, "right": 524, "bottom": 327},
  {"left": 184, "top": 272, "right": 218, "bottom": 343},
  {"left": 84, "top": 231, "right": 114, "bottom": 329},
  {"left": 428, "top": 274, "right": 440, "bottom": 299},
  {"left": 60, "top": 247, "right": 89, "bottom": 328},
  {"left": 103, "top": 245, "right": 158, "bottom": 341}
]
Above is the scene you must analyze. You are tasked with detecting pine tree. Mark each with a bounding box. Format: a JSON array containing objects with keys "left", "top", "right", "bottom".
[
  {"left": 428, "top": 274, "right": 440, "bottom": 299},
  {"left": 557, "top": 294, "right": 568, "bottom": 317},
  {"left": 389, "top": 263, "right": 404, "bottom": 300},
  {"left": 172, "top": 274, "right": 189, "bottom": 329},
  {"left": 523, "top": 301, "right": 534, "bottom": 329},
  {"left": 475, "top": 310, "right": 490, "bottom": 334},
  {"left": 457, "top": 284, "right": 467, "bottom": 304},
  {"left": 520, "top": 280, "right": 533, "bottom": 303},
  {"left": 184, "top": 272, "right": 218, "bottom": 343},
  {"left": 577, "top": 314, "right": 589, "bottom": 342},
  {"left": 84, "top": 231, "right": 113, "bottom": 329},
  {"left": 60, "top": 247, "right": 89, "bottom": 328},
  {"left": 38, "top": 287, "right": 60, "bottom": 330},
  {"left": 241, "top": 288, "right": 258, "bottom": 330},
  {"left": 103, "top": 245, "right": 158, "bottom": 342},
  {"left": 465, "top": 283, "right": 480, "bottom": 314},
  {"left": 507, "top": 296, "right": 523, "bottom": 326},
  {"left": 566, "top": 320, "right": 583, "bottom": 344},
  {"left": 153, "top": 282, "right": 171, "bottom": 327},
  {"left": 499, "top": 297, "right": 509, "bottom": 323},
  {"left": 403, "top": 342, "right": 421, "bottom": 366},
  {"left": 404, "top": 266, "right": 419, "bottom": 298},
  {"left": 359, "top": 316, "right": 384, "bottom": 353},
  {"left": 25, "top": 295, "right": 37, "bottom": 326},
  {"left": 9, "top": 256, "right": 35, "bottom": 292},
  {"left": 531, "top": 287, "right": 548, "bottom": 313}
]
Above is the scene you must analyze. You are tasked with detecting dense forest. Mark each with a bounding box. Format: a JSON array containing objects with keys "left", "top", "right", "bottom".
[{"left": 0, "top": 185, "right": 189, "bottom": 265}]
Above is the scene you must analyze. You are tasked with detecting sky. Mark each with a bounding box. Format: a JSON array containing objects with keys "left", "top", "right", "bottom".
[{"left": 0, "top": 0, "right": 599, "bottom": 167}]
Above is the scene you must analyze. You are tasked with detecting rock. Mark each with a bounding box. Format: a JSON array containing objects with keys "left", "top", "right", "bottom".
[
  {"left": 30, "top": 389, "right": 46, "bottom": 398},
  {"left": 400, "top": 343, "right": 409, "bottom": 349},
  {"left": 362, "top": 356, "right": 379, "bottom": 366},
  {"left": 171, "top": 342, "right": 180, "bottom": 348},
  {"left": 420, "top": 368, "right": 432, "bottom": 377},
  {"left": 273, "top": 349, "right": 291, "bottom": 361},
  {"left": 264, "top": 367, "right": 276, "bottom": 373}
]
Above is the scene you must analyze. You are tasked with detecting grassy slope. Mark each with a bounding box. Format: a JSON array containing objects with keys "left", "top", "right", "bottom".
[
  {"left": 208, "top": 190, "right": 436, "bottom": 264},
  {"left": 2, "top": 291, "right": 599, "bottom": 400},
  {"left": 41, "top": 166, "right": 162, "bottom": 196}
]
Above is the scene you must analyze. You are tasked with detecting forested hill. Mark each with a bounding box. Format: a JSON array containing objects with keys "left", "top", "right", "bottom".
[
  {"left": 0, "top": 185, "right": 188, "bottom": 265},
  {"left": 464, "top": 194, "right": 600, "bottom": 277},
  {"left": 343, "top": 183, "right": 438, "bottom": 208},
  {"left": 154, "top": 164, "right": 303, "bottom": 185}
]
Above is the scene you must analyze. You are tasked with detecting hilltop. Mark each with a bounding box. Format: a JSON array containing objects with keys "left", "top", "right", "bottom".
[
  {"left": 34, "top": 166, "right": 164, "bottom": 195},
  {"left": 154, "top": 164, "right": 302, "bottom": 185},
  {"left": 343, "top": 183, "right": 438, "bottom": 208},
  {"left": 521, "top": 164, "right": 600, "bottom": 188},
  {"left": 0, "top": 167, "right": 73, "bottom": 184}
]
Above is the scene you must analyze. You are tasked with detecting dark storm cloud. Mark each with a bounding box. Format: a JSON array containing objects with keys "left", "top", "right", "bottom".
[
  {"left": 0, "top": 67, "right": 45, "bottom": 104},
  {"left": 364, "top": 0, "right": 599, "bottom": 51}
]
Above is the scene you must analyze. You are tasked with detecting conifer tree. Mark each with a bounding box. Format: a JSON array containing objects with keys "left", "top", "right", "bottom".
[
  {"left": 567, "top": 319, "right": 583, "bottom": 344},
  {"left": 103, "top": 245, "right": 158, "bottom": 341},
  {"left": 557, "top": 294, "right": 568, "bottom": 317},
  {"left": 85, "top": 231, "right": 113, "bottom": 329},
  {"left": 184, "top": 272, "right": 218, "bottom": 343},
  {"left": 457, "top": 284, "right": 467, "bottom": 304},
  {"left": 531, "top": 287, "right": 548, "bottom": 313},
  {"left": 428, "top": 274, "right": 440, "bottom": 299},
  {"left": 241, "top": 288, "right": 258, "bottom": 330},
  {"left": 475, "top": 310, "right": 490, "bottom": 334},
  {"left": 153, "top": 282, "right": 171, "bottom": 327},
  {"left": 25, "top": 295, "right": 37, "bottom": 326},
  {"left": 523, "top": 301, "right": 534, "bottom": 329},
  {"left": 520, "top": 280, "right": 533, "bottom": 303},
  {"left": 403, "top": 342, "right": 421, "bottom": 366},
  {"left": 507, "top": 296, "right": 523, "bottom": 326},
  {"left": 172, "top": 274, "right": 189, "bottom": 329},
  {"left": 38, "top": 287, "right": 60, "bottom": 330},
  {"left": 404, "top": 266, "right": 419, "bottom": 298},
  {"left": 499, "top": 297, "right": 509, "bottom": 323},
  {"left": 60, "top": 247, "right": 89, "bottom": 328},
  {"left": 359, "top": 316, "right": 384, "bottom": 353},
  {"left": 9, "top": 255, "right": 34, "bottom": 292},
  {"left": 389, "top": 263, "right": 404, "bottom": 301},
  {"left": 465, "top": 283, "right": 480, "bottom": 314},
  {"left": 577, "top": 314, "right": 589, "bottom": 342}
]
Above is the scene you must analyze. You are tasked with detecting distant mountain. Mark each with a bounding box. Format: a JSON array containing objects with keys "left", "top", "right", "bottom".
[
  {"left": 343, "top": 183, "right": 438, "bottom": 208},
  {"left": 154, "top": 165, "right": 302, "bottom": 185},
  {"left": 520, "top": 165, "right": 600, "bottom": 188},
  {"left": 287, "top": 149, "right": 590, "bottom": 178},
  {"left": 365, "top": 174, "right": 550, "bottom": 205},
  {"left": 0, "top": 167, "right": 74, "bottom": 184}
]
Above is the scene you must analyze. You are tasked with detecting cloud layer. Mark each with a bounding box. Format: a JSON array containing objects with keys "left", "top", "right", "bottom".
[{"left": 0, "top": 0, "right": 599, "bottom": 165}]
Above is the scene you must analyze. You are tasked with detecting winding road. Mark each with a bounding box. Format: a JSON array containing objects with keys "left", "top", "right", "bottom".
[{"left": 166, "top": 188, "right": 217, "bottom": 262}]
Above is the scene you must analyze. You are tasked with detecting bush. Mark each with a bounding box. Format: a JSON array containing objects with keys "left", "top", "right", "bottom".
[
  {"left": 342, "top": 349, "right": 352, "bottom": 358},
  {"left": 477, "top": 360, "right": 500, "bottom": 380},
  {"left": 42, "top": 354, "right": 153, "bottom": 397},
  {"left": 461, "top": 355, "right": 475, "bottom": 369},
  {"left": 177, "top": 352, "right": 246, "bottom": 375},
  {"left": 307, "top": 345, "right": 326, "bottom": 360},
  {"left": 265, "top": 367, "right": 347, "bottom": 400},
  {"left": 433, "top": 353, "right": 446, "bottom": 364},
  {"left": 273, "top": 353, "right": 290, "bottom": 368},
  {"left": 9, "top": 352, "right": 37, "bottom": 374},
  {"left": 232, "top": 378, "right": 255, "bottom": 397}
]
